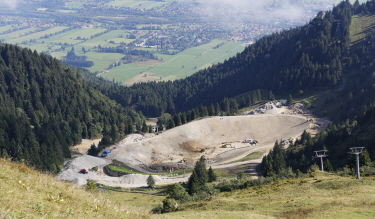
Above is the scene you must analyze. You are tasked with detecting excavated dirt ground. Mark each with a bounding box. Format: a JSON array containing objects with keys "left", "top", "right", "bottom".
[
  {"left": 109, "top": 114, "right": 311, "bottom": 170},
  {"left": 58, "top": 103, "right": 329, "bottom": 187}
]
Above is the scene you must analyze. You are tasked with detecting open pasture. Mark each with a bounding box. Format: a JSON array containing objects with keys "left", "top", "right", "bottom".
[
  {"left": 79, "top": 29, "right": 135, "bottom": 48},
  {"left": 105, "top": 0, "right": 172, "bottom": 9},
  {"left": 4, "top": 26, "right": 69, "bottom": 45},
  {"left": 1, "top": 27, "right": 38, "bottom": 38},
  {"left": 64, "top": 1, "right": 86, "bottom": 9},
  {"left": 0, "top": 25, "right": 20, "bottom": 34},
  {"left": 99, "top": 64, "right": 150, "bottom": 82},
  {"left": 28, "top": 44, "right": 61, "bottom": 53},
  {"left": 39, "top": 27, "right": 107, "bottom": 45},
  {"left": 84, "top": 52, "right": 125, "bottom": 73},
  {"left": 100, "top": 40, "right": 245, "bottom": 84},
  {"left": 49, "top": 51, "right": 68, "bottom": 60}
]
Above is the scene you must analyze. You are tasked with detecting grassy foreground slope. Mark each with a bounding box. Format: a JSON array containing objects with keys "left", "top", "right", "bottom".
[
  {"left": 0, "top": 159, "right": 150, "bottom": 218},
  {"left": 161, "top": 172, "right": 375, "bottom": 219},
  {"left": 3, "top": 156, "right": 375, "bottom": 218}
]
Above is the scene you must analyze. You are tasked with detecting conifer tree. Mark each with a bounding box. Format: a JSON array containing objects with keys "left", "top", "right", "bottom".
[
  {"left": 187, "top": 170, "right": 200, "bottom": 195},
  {"left": 287, "top": 94, "right": 293, "bottom": 106},
  {"left": 323, "top": 159, "right": 334, "bottom": 172},
  {"left": 147, "top": 175, "right": 156, "bottom": 189},
  {"left": 269, "top": 90, "right": 275, "bottom": 101},
  {"left": 187, "top": 156, "right": 209, "bottom": 194},
  {"left": 195, "top": 156, "right": 208, "bottom": 185},
  {"left": 141, "top": 120, "right": 148, "bottom": 133},
  {"left": 208, "top": 166, "right": 217, "bottom": 182}
]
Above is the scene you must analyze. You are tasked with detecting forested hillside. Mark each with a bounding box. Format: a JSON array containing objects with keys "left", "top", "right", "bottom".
[
  {"left": 0, "top": 44, "right": 145, "bottom": 172},
  {"left": 261, "top": 0, "right": 375, "bottom": 176},
  {"left": 78, "top": 1, "right": 352, "bottom": 117}
]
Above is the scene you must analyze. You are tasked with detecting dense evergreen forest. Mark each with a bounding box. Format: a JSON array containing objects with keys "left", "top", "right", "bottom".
[
  {"left": 0, "top": 44, "right": 145, "bottom": 172},
  {"left": 260, "top": 0, "right": 375, "bottom": 176}
]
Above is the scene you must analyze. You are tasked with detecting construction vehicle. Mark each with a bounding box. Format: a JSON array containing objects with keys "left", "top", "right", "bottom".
[
  {"left": 242, "top": 139, "right": 253, "bottom": 143},
  {"left": 221, "top": 143, "right": 232, "bottom": 148},
  {"left": 79, "top": 169, "right": 88, "bottom": 174},
  {"left": 101, "top": 149, "right": 112, "bottom": 157}
]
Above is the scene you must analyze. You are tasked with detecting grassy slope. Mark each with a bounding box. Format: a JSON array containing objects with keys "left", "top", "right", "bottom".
[
  {"left": 99, "top": 40, "right": 245, "bottom": 83},
  {"left": 0, "top": 159, "right": 151, "bottom": 218},
  {"left": 350, "top": 14, "right": 375, "bottom": 47},
  {"left": 159, "top": 172, "right": 375, "bottom": 219},
  {"left": 3, "top": 157, "right": 375, "bottom": 218}
]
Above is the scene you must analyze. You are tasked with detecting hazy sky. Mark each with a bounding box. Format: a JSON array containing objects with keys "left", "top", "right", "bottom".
[
  {"left": 190, "top": 0, "right": 318, "bottom": 23},
  {"left": 0, "top": 0, "right": 18, "bottom": 9}
]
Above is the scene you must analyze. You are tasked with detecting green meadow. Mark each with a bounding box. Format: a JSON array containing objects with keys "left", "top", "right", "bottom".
[
  {"left": 39, "top": 27, "right": 107, "bottom": 45},
  {"left": 99, "top": 40, "right": 245, "bottom": 83},
  {"left": 105, "top": 0, "right": 173, "bottom": 9},
  {"left": 4, "top": 26, "right": 68, "bottom": 45},
  {"left": 1, "top": 27, "right": 38, "bottom": 39}
]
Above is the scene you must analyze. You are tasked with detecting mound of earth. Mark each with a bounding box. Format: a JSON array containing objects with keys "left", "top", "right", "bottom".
[
  {"left": 56, "top": 155, "right": 109, "bottom": 185},
  {"left": 109, "top": 114, "right": 310, "bottom": 170}
]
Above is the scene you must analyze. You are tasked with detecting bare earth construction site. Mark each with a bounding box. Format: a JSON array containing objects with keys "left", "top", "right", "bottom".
[{"left": 57, "top": 103, "right": 327, "bottom": 187}]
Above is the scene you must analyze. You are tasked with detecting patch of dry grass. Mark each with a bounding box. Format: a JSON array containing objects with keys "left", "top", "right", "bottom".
[
  {"left": 158, "top": 172, "right": 375, "bottom": 218},
  {"left": 0, "top": 159, "right": 151, "bottom": 218},
  {"left": 3, "top": 158, "right": 375, "bottom": 218}
]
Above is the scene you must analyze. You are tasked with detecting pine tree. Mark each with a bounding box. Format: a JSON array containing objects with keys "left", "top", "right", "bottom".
[
  {"left": 208, "top": 166, "right": 217, "bottom": 182},
  {"left": 166, "top": 183, "right": 190, "bottom": 203},
  {"left": 187, "top": 156, "right": 209, "bottom": 194},
  {"left": 360, "top": 151, "right": 372, "bottom": 166},
  {"left": 147, "top": 175, "right": 156, "bottom": 189},
  {"left": 141, "top": 120, "right": 148, "bottom": 133},
  {"left": 195, "top": 156, "right": 208, "bottom": 185},
  {"left": 167, "top": 119, "right": 175, "bottom": 129},
  {"left": 187, "top": 170, "right": 200, "bottom": 195},
  {"left": 269, "top": 90, "right": 275, "bottom": 101},
  {"left": 323, "top": 159, "right": 334, "bottom": 172},
  {"left": 287, "top": 94, "right": 293, "bottom": 106}
]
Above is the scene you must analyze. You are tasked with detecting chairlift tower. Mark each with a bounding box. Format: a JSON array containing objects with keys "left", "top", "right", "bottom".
[
  {"left": 348, "top": 147, "right": 365, "bottom": 179},
  {"left": 314, "top": 150, "right": 328, "bottom": 172}
]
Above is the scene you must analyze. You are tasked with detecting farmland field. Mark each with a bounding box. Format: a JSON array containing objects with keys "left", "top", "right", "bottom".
[
  {"left": 2, "top": 28, "right": 38, "bottom": 38},
  {"left": 0, "top": 25, "right": 13, "bottom": 34},
  {"left": 40, "top": 27, "right": 107, "bottom": 45},
  {"left": 79, "top": 29, "right": 134, "bottom": 48},
  {"left": 4, "top": 26, "right": 69, "bottom": 45},
  {"left": 105, "top": 0, "right": 173, "bottom": 9},
  {"left": 99, "top": 40, "right": 245, "bottom": 84}
]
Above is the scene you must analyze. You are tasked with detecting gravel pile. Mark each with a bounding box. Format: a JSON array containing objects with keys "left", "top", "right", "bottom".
[
  {"left": 248, "top": 101, "right": 284, "bottom": 114},
  {"left": 56, "top": 155, "right": 108, "bottom": 186}
]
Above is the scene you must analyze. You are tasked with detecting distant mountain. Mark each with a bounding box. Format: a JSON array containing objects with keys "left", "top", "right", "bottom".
[{"left": 0, "top": 44, "right": 145, "bottom": 172}]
